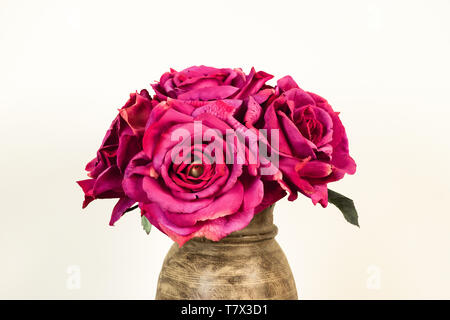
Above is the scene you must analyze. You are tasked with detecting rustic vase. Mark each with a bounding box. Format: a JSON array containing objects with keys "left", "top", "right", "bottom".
[{"left": 155, "top": 205, "right": 298, "bottom": 299}]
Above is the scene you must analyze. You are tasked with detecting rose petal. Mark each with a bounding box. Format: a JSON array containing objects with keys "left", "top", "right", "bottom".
[
  {"left": 116, "top": 133, "right": 140, "bottom": 173},
  {"left": 122, "top": 151, "right": 154, "bottom": 202},
  {"left": 294, "top": 105, "right": 334, "bottom": 147},
  {"left": 234, "top": 67, "right": 274, "bottom": 99},
  {"left": 163, "top": 181, "right": 244, "bottom": 227},
  {"left": 141, "top": 202, "right": 201, "bottom": 237},
  {"left": 263, "top": 104, "right": 292, "bottom": 156},
  {"left": 277, "top": 75, "right": 299, "bottom": 91},
  {"left": 191, "top": 100, "right": 238, "bottom": 120},
  {"left": 178, "top": 85, "right": 239, "bottom": 100},
  {"left": 284, "top": 88, "right": 316, "bottom": 107},
  {"left": 143, "top": 108, "right": 193, "bottom": 159},
  {"left": 299, "top": 161, "right": 333, "bottom": 179},
  {"left": 92, "top": 165, "right": 123, "bottom": 196},
  {"left": 310, "top": 184, "right": 328, "bottom": 207},
  {"left": 142, "top": 176, "right": 214, "bottom": 213},
  {"left": 76, "top": 179, "right": 95, "bottom": 208},
  {"left": 109, "top": 197, "right": 136, "bottom": 226},
  {"left": 277, "top": 111, "right": 317, "bottom": 158},
  {"left": 119, "top": 90, "right": 153, "bottom": 135},
  {"left": 241, "top": 176, "right": 264, "bottom": 211},
  {"left": 244, "top": 96, "right": 262, "bottom": 126},
  {"left": 279, "top": 156, "right": 315, "bottom": 196},
  {"left": 255, "top": 181, "right": 286, "bottom": 213}
]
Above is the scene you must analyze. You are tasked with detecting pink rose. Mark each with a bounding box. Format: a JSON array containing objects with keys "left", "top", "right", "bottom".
[
  {"left": 263, "top": 76, "right": 356, "bottom": 206},
  {"left": 122, "top": 98, "right": 264, "bottom": 246},
  {"left": 77, "top": 90, "right": 155, "bottom": 224},
  {"left": 152, "top": 65, "right": 273, "bottom": 101}
]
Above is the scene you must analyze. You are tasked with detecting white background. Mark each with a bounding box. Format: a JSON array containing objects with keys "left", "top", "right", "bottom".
[{"left": 1, "top": 0, "right": 449, "bottom": 299}]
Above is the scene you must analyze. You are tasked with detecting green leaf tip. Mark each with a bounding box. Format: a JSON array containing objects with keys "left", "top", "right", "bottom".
[
  {"left": 141, "top": 215, "right": 152, "bottom": 235},
  {"left": 327, "top": 189, "right": 359, "bottom": 227}
]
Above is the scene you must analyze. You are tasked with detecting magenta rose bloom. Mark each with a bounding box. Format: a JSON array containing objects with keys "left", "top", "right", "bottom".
[
  {"left": 152, "top": 65, "right": 273, "bottom": 101},
  {"left": 77, "top": 90, "right": 155, "bottom": 224},
  {"left": 262, "top": 76, "right": 356, "bottom": 206},
  {"left": 122, "top": 98, "right": 264, "bottom": 246}
]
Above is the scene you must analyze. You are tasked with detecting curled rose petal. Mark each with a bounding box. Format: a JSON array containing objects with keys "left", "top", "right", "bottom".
[
  {"left": 244, "top": 96, "right": 262, "bottom": 127},
  {"left": 109, "top": 197, "right": 136, "bottom": 226},
  {"left": 77, "top": 179, "right": 96, "bottom": 208},
  {"left": 299, "top": 161, "right": 333, "bottom": 179},
  {"left": 233, "top": 67, "right": 274, "bottom": 99},
  {"left": 119, "top": 89, "right": 154, "bottom": 135}
]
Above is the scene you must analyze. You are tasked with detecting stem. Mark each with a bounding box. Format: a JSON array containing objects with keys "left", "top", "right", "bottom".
[{"left": 124, "top": 204, "right": 139, "bottom": 213}]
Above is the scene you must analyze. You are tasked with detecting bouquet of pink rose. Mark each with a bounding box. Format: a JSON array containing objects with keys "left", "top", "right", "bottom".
[{"left": 77, "top": 66, "right": 358, "bottom": 246}]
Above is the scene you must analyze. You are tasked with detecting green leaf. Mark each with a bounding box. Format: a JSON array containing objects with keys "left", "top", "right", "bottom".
[
  {"left": 327, "top": 189, "right": 359, "bottom": 227},
  {"left": 141, "top": 215, "right": 152, "bottom": 235}
]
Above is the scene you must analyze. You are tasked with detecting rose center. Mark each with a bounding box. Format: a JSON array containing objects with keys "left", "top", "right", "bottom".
[
  {"left": 188, "top": 165, "right": 204, "bottom": 178},
  {"left": 295, "top": 107, "right": 324, "bottom": 145}
]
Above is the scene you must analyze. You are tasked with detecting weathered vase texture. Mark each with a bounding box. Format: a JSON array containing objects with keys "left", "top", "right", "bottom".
[{"left": 155, "top": 205, "right": 298, "bottom": 299}]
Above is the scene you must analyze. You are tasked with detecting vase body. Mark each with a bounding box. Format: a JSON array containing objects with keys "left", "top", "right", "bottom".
[{"left": 155, "top": 205, "right": 298, "bottom": 300}]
